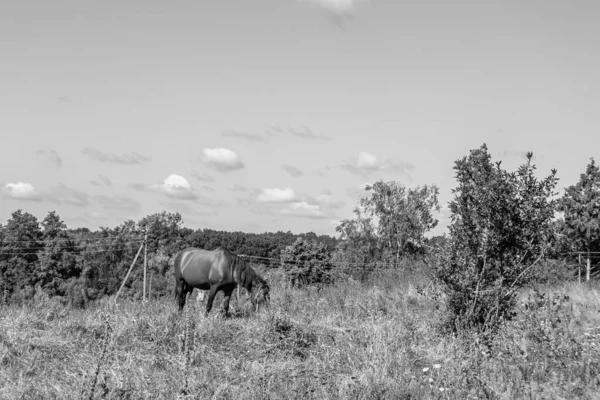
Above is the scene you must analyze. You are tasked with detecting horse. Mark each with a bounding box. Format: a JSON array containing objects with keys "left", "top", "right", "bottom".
[{"left": 173, "top": 246, "right": 270, "bottom": 316}]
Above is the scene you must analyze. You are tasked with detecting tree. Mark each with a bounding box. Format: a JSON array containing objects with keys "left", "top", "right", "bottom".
[
  {"left": 360, "top": 181, "right": 440, "bottom": 261},
  {"left": 556, "top": 158, "right": 600, "bottom": 282},
  {"left": 281, "top": 238, "right": 333, "bottom": 286},
  {"left": 434, "top": 144, "right": 559, "bottom": 334},
  {"left": 335, "top": 181, "right": 440, "bottom": 268},
  {"left": 0, "top": 210, "right": 43, "bottom": 298},
  {"left": 38, "top": 211, "right": 80, "bottom": 295},
  {"left": 334, "top": 210, "right": 379, "bottom": 278}
]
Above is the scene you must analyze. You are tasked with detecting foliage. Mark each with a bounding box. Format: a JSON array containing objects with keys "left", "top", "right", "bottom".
[
  {"left": 335, "top": 181, "right": 440, "bottom": 273},
  {"left": 0, "top": 210, "right": 43, "bottom": 297},
  {"left": 280, "top": 237, "right": 334, "bottom": 287},
  {"left": 38, "top": 211, "right": 81, "bottom": 296},
  {"left": 334, "top": 207, "right": 379, "bottom": 279},
  {"left": 555, "top": 157, "right": 600, "bottom": 281},
  {"left": 434, "top": 144, "right": 559, "bottom": 334},
  {"left": 360, "top": 180, "right": 440, "bottom": 260}
]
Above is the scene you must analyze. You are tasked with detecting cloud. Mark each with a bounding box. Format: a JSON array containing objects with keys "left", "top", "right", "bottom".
[
  {"left": 151, "top": 174, "right": 198, "bottom": 200},
  {"left": 2, "top": 182, "right": 42, "bottom": 201},
  {"left": 221, "top": 129, "right": 265, "bottom": 142},
  {"left": 341, "top": 152, "right": 414, "bottom": 178},
  {"left": 297, "top": 0, "right": 369, "bottom": 29},
  {"left": 266, "top": 125, "right": 329, "bottom": 140},
  {"left": 280, "top": 202, "right": 328, "bottom": 219},
  {"left": 190, "top": 170, "right": 215, "bottom": 182},
  {"left": 282, "top": 164, "right": 304, "bottom": 177},
  {"left": 130, "top": 174, "right": 200, "bottom": 201},
  {"left": 266, "top": 125, "right": 285, "bottom": 136},
  {"left": 314, "top": 194, "right": 346, "bottom": 209},
  {"left": 82, "top": 147, "right": 152, "bottom": 165},
  {"left": 36, "top": 150, "right": 62, "bottom": 167},
  {"left": 48, "top": 184, "right": 91, "bottom": 207},
  {"left": 302, "top": 192, "right": 346, "bottom": 210},
  {"left": 201, "top": 148, "right": 245, "bottom": 172},
  {"left": 288, "top": 126, "right": 329, "bottom": 140},
  {"left": 357, "top": 152, "right": 378, "bottom": 170},
  {"left": 298, "top": 0, "right": 368, "bottom": 14},
  {"left": 90, "top": 175, "right": 112, "bottom": 187},
  {"left": 256, "top": 188, "right": 297, "bottom": 203},
  {"left": 93, "top": 195, "right": 142, "bottom": 214}
]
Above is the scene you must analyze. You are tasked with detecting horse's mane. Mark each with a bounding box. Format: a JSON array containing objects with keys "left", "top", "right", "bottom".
[{"left": 217, "top": 247, "right": 257, "bottom": 288}]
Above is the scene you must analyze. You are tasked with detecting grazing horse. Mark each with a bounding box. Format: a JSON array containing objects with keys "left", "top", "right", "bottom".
[{"left": 173, "top": 246, "right": 270, "bottom": 316}]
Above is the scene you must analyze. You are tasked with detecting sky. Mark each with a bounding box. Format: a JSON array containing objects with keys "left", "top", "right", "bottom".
[{"left": 1, "top": 0, "right": 599, "bottom": 237}]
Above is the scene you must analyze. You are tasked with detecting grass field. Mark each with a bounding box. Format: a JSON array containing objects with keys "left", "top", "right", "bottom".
[{"left": 1, "top": 270, "right": 599, "bottom": 399}]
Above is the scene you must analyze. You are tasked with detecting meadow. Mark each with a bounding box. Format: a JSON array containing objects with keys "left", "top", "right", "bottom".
[{"left": 1, "top": 269, "right": 599, "bottom": 400}]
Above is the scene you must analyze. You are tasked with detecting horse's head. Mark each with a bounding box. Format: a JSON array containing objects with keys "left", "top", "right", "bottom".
[{"left": 251, "top": 275, "right": 270, "bottom": 306}]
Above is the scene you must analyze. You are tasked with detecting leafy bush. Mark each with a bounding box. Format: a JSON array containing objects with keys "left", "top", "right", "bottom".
[
  {"left": 280, "top": 238, "right": 334, "bottom": 287},
  {"left": 434, "top": 144, "right": 559, "bottom": 335}
]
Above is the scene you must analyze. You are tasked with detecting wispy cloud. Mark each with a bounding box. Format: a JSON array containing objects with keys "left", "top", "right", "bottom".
[
  {"left": 89, "top": 175, "right": 112, "bottom": 187},
  {"left": 282, "top": 164, "right": 304, "bottom": 177},
  {"left": 312, "top": 193, "right": 346, "bottom": 209},
  {"left": 266, "top": 124, "right": 329, "bottom": 140},
  {"left": 93, "top": 195, "right": 142, "bottom": 214},
  {"left": 341, "top": 151, "right": 414, "bottom": 178},
  {"left": 298, "top": 0, "right": 368, "bottom": 14},
  {"left": 190, "top": 170, "right": 215, "bottom": 182},
  {"left": 36, "top": 150, "right": 62, "bottom": 167},
  {"left": 256, "top": 188, "right": 297, "bottom": 203},
  {"left": 1, "top": 182, "right": 42, "bottom": 202},
  {"left": 201, "top": 148, "right": 245, "bottom": 172},
  {"left": 82, "top": 147, "right": 152, "bottom": 165},
  {"left": 297, "top": 0, "right": 370, "bottom": 29},
  {"left": 47, "top": 184, "right": 91, "bottom": 207},
  {"left": 221, "top": 129, "right": 265, "bottom": 142},
  {"left": 280, "top": 202, "right": 328, "bottom": 219},
  {"left": 288, "top": 126, "right": 329, "bottom": 140}
]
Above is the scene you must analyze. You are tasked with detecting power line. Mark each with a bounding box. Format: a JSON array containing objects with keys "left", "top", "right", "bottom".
[
  {"left": 0, "top": 246, "right": 145, "bottom": 256},
  {"left": 0, "top": 236, "right": 144, "bottom": 244}
]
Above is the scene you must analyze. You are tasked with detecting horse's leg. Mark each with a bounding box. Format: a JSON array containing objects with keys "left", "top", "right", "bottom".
[
  {"left": 222, "top": 285, "right": 234, "bottom": 318},
  {"left": 205, "top": 285, "right": 219, "bottom": 316},
  {"left": 175, "top": 278, "right": 184, "bottom": 311},
  {"left": 176, "top": 280, "right": 190, "bottom": 312}
]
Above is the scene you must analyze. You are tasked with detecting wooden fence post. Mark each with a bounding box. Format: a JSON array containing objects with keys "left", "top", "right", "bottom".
[
  {"left": 114, "top": 242, "right": 144, "bottom": 303},
  {"left": 143, "top": 230, "right": 148, "bottom": 301}
]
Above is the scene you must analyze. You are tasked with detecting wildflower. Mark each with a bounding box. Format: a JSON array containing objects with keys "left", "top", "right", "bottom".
[
  {"left": 428, "top": 378, "right": 434, "bottom": 383},
  {"left": 422, "top": 367, "right": 429, "bottom": 373},
  {"left": 433, "top": 363, "right": 441, "bottom": 369},
  {"left": 439, "top": 388, "right": 445, "bottom": 392}
]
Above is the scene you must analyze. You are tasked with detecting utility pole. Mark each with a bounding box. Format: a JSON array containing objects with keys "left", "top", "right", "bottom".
[{"left": 143, "top": 229, "right": 148, "bottom": 301}]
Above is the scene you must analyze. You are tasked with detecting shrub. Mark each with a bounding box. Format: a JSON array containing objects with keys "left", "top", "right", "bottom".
[
  {"left": 280, "top": 238, "right": 334, "bottom": 287},
  {"left": 434, "top": 144, "right": 559, "bottom": 335}
]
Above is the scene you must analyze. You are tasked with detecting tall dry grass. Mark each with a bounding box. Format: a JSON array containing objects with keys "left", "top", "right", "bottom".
[{"left": 0, "top": 269, "right": 599, "bottom": 399}]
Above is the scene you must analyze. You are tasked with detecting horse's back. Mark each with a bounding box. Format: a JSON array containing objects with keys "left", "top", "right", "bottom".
[{"left": 174, "top": 247, "right": 230, "bottom": 287}]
